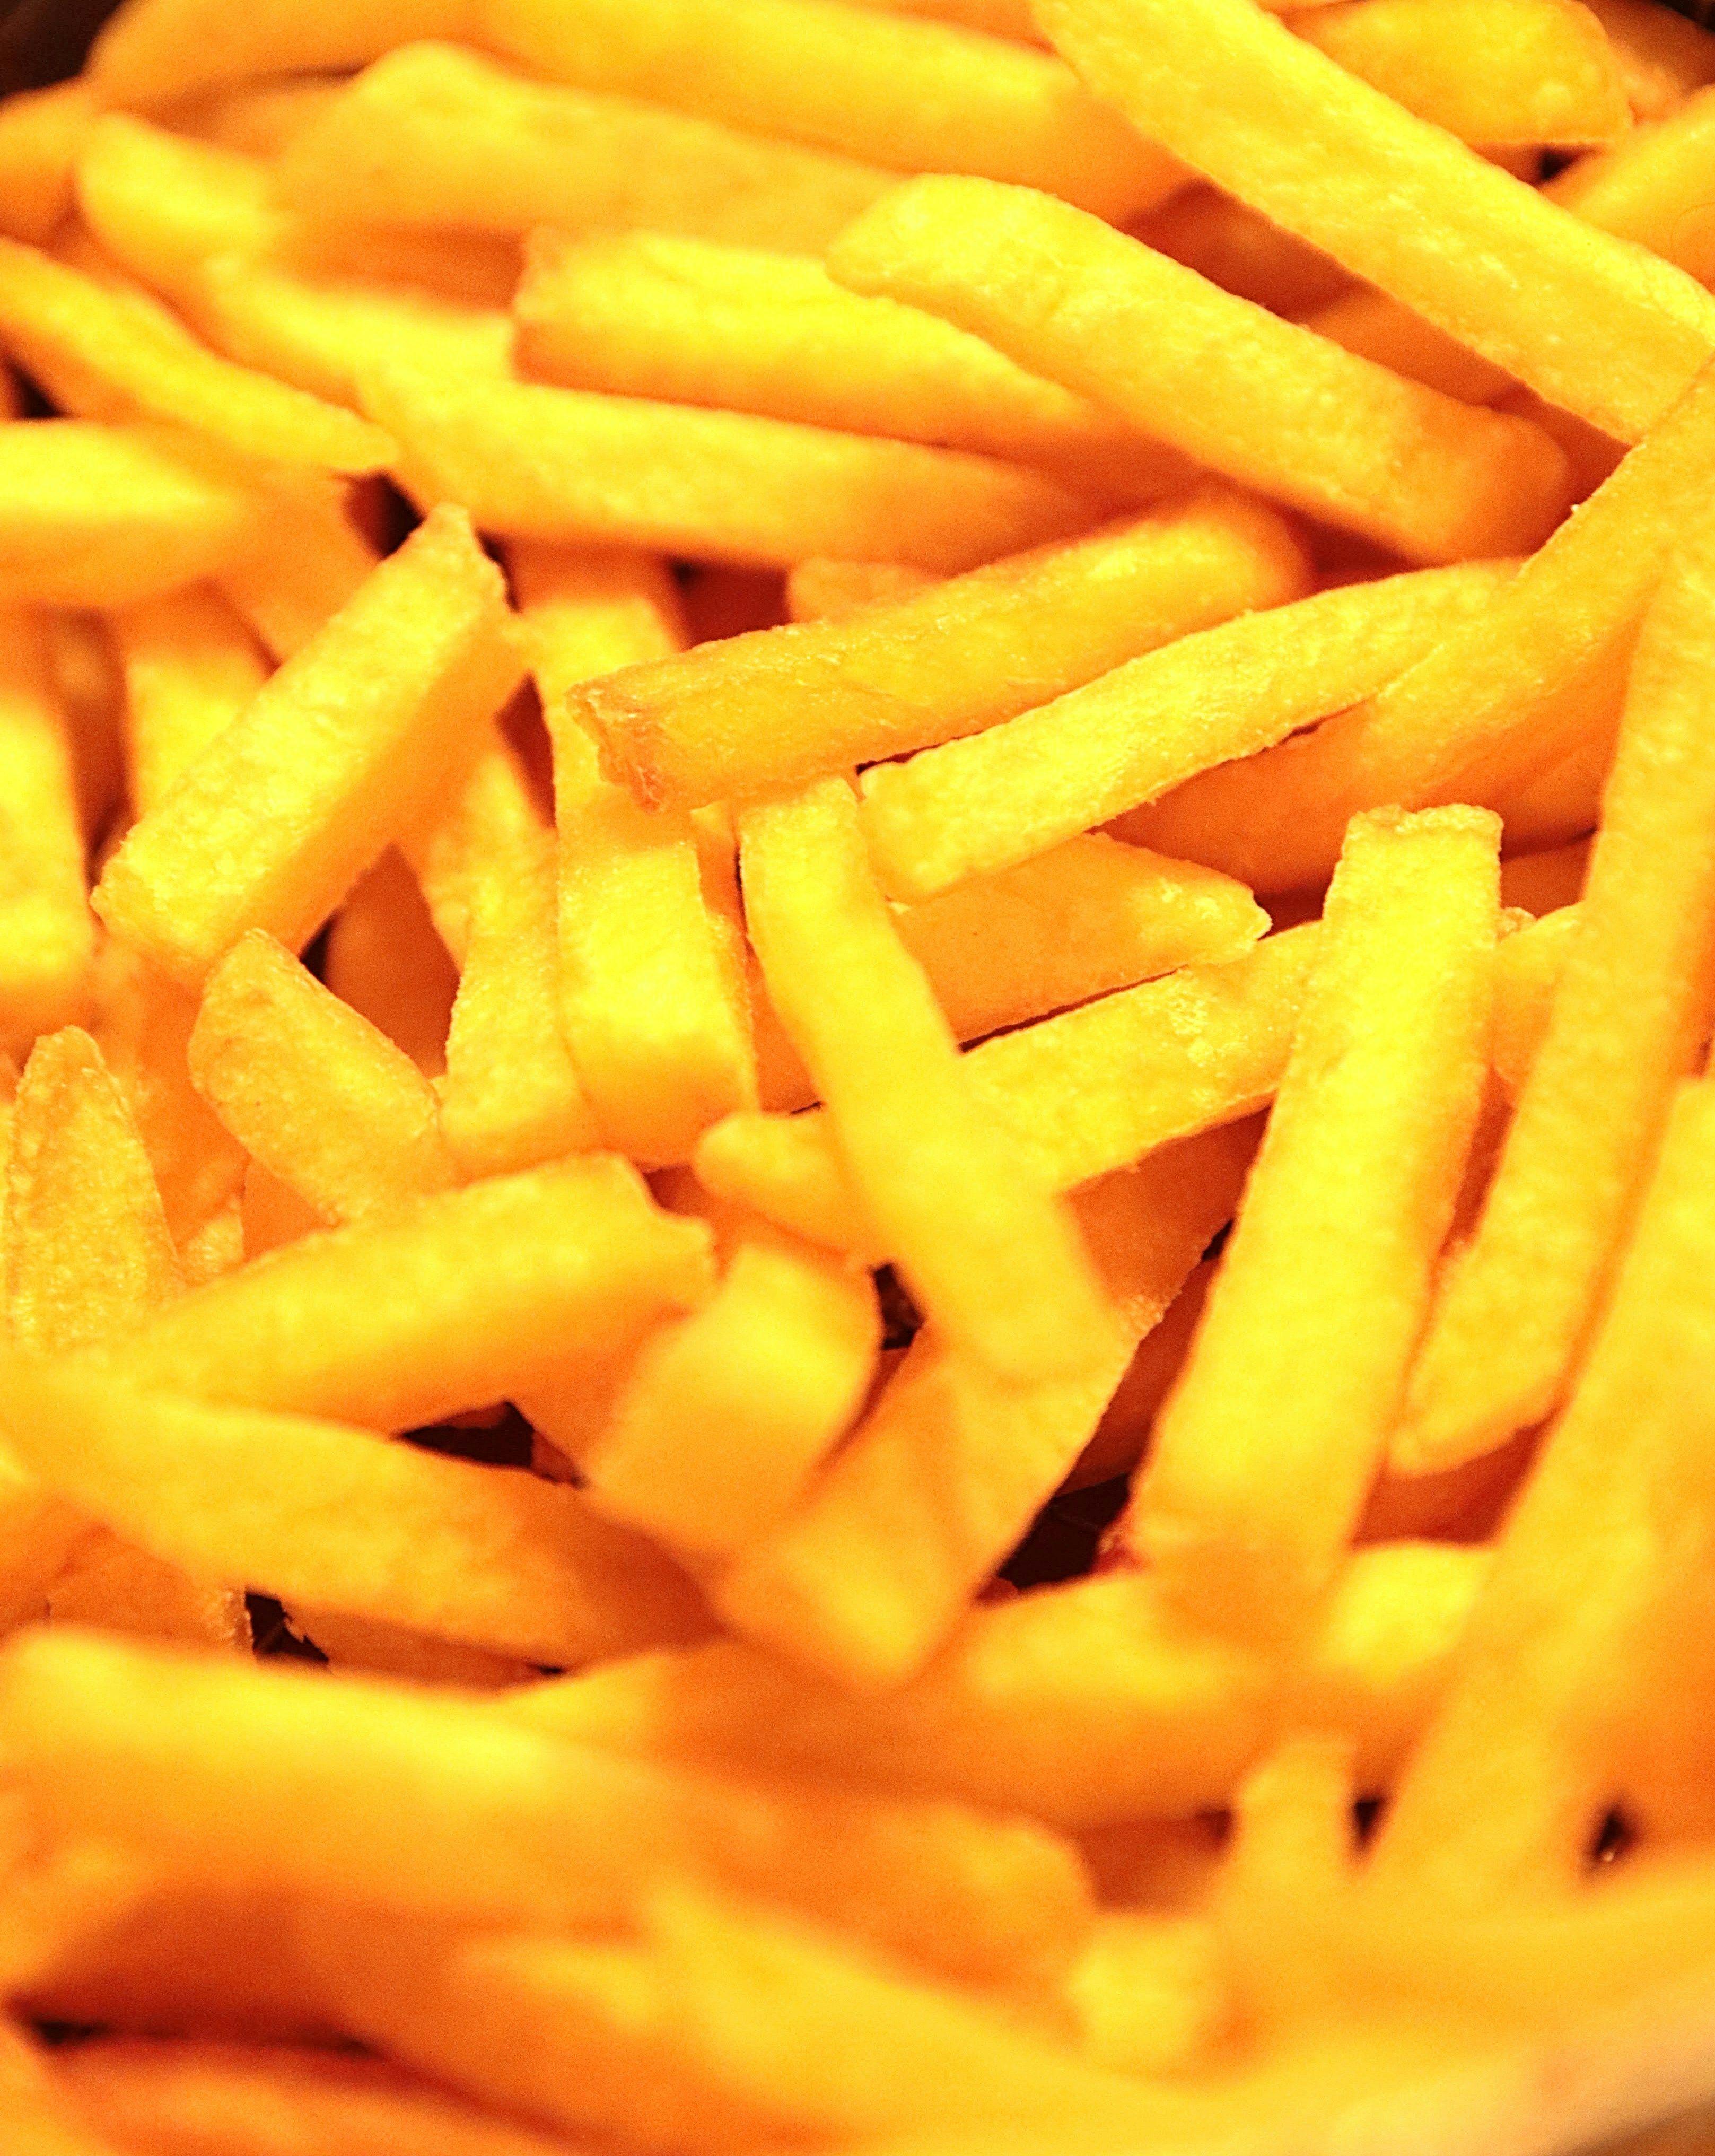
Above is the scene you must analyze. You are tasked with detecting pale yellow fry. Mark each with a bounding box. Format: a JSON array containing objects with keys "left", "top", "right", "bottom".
[
  {"left": 513, "top": 232, "right": 1198, "bottom": 508},
  {"left": 95, "top": 506, "right": 522, "bottom": 988},
  {"left": 1033, "top": 0, "right": 1715, "bottom": 442},
  {"left": 0, "top": 83, "right": 94, "bottom": 249},
  {"left": 109, "top": 1156, "right": 714, "bottom": 1431},
  {"left": 0, "top": 613, "right": 93, "bottom": 1047},
  {"left": 367, "top": 363, "right": 1098, "bottom": 574},
  {"left": 89, "top": 0, "right": 477, "bottom": 107},
  {"left": 864, "top": 560, "right": 1515, "bottom": 901},
  {"left": 0, "top": 1352, "right": 710, "bottom": 1666},
  {"left": 486, "top": 0, "right": 1184, "bottom": 219},
  {"left": 189, "top": 931, "right": 454, "bottom": 1227},
  {"left": 1136, "top": 808, "right": 1499, "bottom": 1639},
  {"left": 277, "top": 41, "right": 893, "bottom": 254},
  {"left": 830, "top": 180, "right": 1573, "bottom": 565},
  {"left": 216, "top": 486, "right": 381, "bottom": 664},
  {"left": 110, "top": 585, "right": 269, "bottom": 818},
  {"left": 740, "top": 777, "right": 1115, "bottom": 1384}
]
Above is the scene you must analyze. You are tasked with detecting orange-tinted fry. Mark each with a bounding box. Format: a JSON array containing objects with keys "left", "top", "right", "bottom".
[
  {"left": 323, "top": 851, "right": 457, "bottom": 1082},
  {"left": 0, "top": 613, "right": 93, "bottom": 1048}
]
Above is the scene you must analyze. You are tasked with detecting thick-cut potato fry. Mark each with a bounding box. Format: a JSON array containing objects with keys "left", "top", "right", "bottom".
[
  {"left": 1068, "top": 1912, "right": 1229, "bottom": 2076},
  {"left": 216, "top": 487, "right": 381, "bottom": 664},
  {"left": 89, "top": 0, "right": 476, "bottom": 107},
  {"left": 95, "top": 507, "right": 522, "bottom": 989},
  {"left": 3, "top": 1028, "right": 181, "bottom": 1354},
  {"left": 170, "top": 76, "right": 349, "bottom": 155},
  {"left": 0, "top": 1629, "right": 1090, "bottom": 1985},
  {"left": 287, "top": 1608, "right": 532, "bottom": 1690},
  {"left": 1547, "top": 85, "right": 1715, "bottom": 286},
  {"left": 847, "top": 0, "right": 1046, "bottom": 39},
  {"left": 831, "top": 181, "right": 1573, "bottom": 565},
  {"left": 324, "top": 851, "right": 457, "bottom": 1081},
  {"left": 1374, "top": 1083, "right": 1715, "bottom": 1902},
  {"left": 46, "top": 1529, "right": 250, "bottom": 1651},
  {"left": 488, "top": 0, "right": 1182, "bottom": 219},
  {"left": 785, "top": 558, "right": 938, "bottom": 623},
  {"left": 716, "top": 1123, "right": 1255, "bottom": 1688},
  {"left": 1128, "top": 357, "right": 1715, "bottom": 893},
  {"left": 1034, "top": 0, "right": 1715, "bottom": 442},
  {"left": 584, "top": 495, "right": 1307, "bottom": 813},
  {"left": 740, "top": 778, "right": 1115, "bottom": 1384},
  {"left": 277, "top": 42, "right": 894, "bottom": 255},
  {"left": 110, "top": 587, "right": 269, "bottom": 819},
  {"left": 0, "top": 423, "right": 269, "bottom": 612},
  {"left": 111, "top": 1157, "right": 714, "bottom": 1432},
  {"left": 865, "top": 560, "right": 1514, "bottom": 899},
  {"left": 1493, "top": 903, "right": 1579, "bottom": 1099},
  {"left": 367, "top": 363, "right": 1098, "bottom": 575},
  {"left": 1585, "top": 0, "right": 1715, "bottom": 115},
  {"left": 697, "top": 928, "right": 1316, "bottom": 1256},
  {"left": 188, "top": 931, "right": 453, "bottom": 1227},
  {"left": 0, "top": 614, "right": 93, "bottom": 1048},
  {"left": 0, "top": 240, "right": 393, "bottom": 476},
  {"left": 1134, "top": 809, "right": 1499, "bottom": 1638},
  {"left": 1131, "top": 186, "right": 1349, "bottom": 317},
  {"left": 1069, "top": 1254, "right": 1218, "bottom": 1490},
  {"left": 0, "top": 84, "right": 93, "bottom": 249},
  {"left": 1397, "top": 509, "right": 1715, "bottom": 1472},
  {"left": 1300, "top": 285, "right": 1517, "bottom": 406},
  {"left": 1294, "top": 0, "right": 1629, "bottom": 149},
  {"left": 514, "top": 233, "right": 1199, "bottom": 509},
  {"left": 0, "top": 1352, "right": 710, "bottom": 1666},
  {"left": 46, "top": 614, "right": 125, "bottom": 845}
]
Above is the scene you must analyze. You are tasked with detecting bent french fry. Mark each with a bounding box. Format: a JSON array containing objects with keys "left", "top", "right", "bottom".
[
  {"left": 514, "top": 232, "right": 1200, "bottom": 508},
  {"left": 277, "top": 42, "right": 894, "bottom": 255},
  {"left": 583, "top": 494, "right": 1308, "bottom": 813},
  {"left": 1546, "top": 83, "right": 1715, "bottom": 286},
  {"left": 740, "top": 778, "right": 1116, "bottom": 1384},
  {"left": 1033, "top": 0, "right": 1715, "bottom": 441},
  {"left": 89, "top": 0, "right": 478, "bottom": 108},
  {"left": 486, "top": 0, "right": 1184, "bottom": 220},
  {"left": 1134, "top": 809, "right": 1500, "bottom": 1639},
  {"left": 1294, "top": 0, "right": 1629, "bottom": 149},
  {"left": 0, "top": 83, "right": 93, "bottom": 249},
  {"left": 94, "top": 506, "right": 522, "bottom": 988},
  {"left": 829, "top": 180, "right": 1573, "bottom": 565},
  {"left": 695, "top": 928, "right": 1317, "bottom": 1256},
  {"left": 323, "top": 851, "right": 457, "bottom": 1081},
  {"left": 716, "top": 1123, "right": 1256, "bottom": 1688},
  {"left": 110, "top": 1156, "right": 714, "bottom": 1431},
  {"left": 367, "top": 363, "right": 1098, "bottom": 575},
  {"left": 0, "top": 1353, "right": 711, "bottom": 1666},
  {"left": 864, "top": 559, "right": 1514, "bottom": 900},
  {"left": 110, "top": 585, "right": 269, "bottom": 819},
  {"left": 785, "top": 558, "right": 938, "bottom": 623},
  {"left": 1396, "top": 505, "right": 1715, "bottom": 1471},
  {"left": 189, "top": 931, "right": 454, "bottom": 1228},
  {"left": 0, "top": 614, "right": 93, "bottom": 1048}
]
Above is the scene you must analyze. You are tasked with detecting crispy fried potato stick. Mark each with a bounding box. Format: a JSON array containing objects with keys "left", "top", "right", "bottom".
[
  {"left": 1492, "top": 903, "right": 1579, "bottom": 1101},
  {"left": 1133, "top": 186, "right": 1348, "bottom": 317},
  {"left": 1586, "top": 0, "right": 1715, "bottom": 115},
  {"left": 0, "top": 613, "right": 92, "bottom": 1047},
  {"left": 216, "top": 487, "right": 381, "bottom": 665},
  {"left": 110, "top": 586, "right": 269, "bottom": 818},
  {"left": 0, "top": 84, "right": 93, "bottom": 248},
  {"left": 785, "top": 557, "right": 938, "bottom": 622},
  {"left": 1547, "top": 83, "right": 1715, "bottom": 286},
  {"left": 323, "top": 852, "right": 457, "bottom": 1081},
  {"left": 88, "top": 0, "right": 477, "bottom": 107}
]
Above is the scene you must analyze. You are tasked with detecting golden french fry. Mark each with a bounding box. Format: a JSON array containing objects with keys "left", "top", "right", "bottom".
[
  {"left": 1135, "top": 808, "right": 1500, "bottom": 1638},
  {"left": 1067, "top": 1912, "right": 1229, "bottom": 2076},
  {"left": 865, "top": 559, "right": 1514, "bottom": 900},
  {"left": 0, "top": 1352, "right": 710, "bottom": 1666},
  {"left": 277, "top": 41, "right": 894, "bottom": 254},
  {"left": 216, "top": 486, "right": 381, "bottom": 664},
  {"left": 46, "top": 1530, "right": 250, "bottom": 1651},
  {"left": 0, "top": 613, "right": 93, "bottom": 1048},
  {"left": 1586, "top": 0, "right": 1715, "bottom": 116},
  {"left": 89, "top": 0, "right": 475, "bottom": 107},
  {"left": 368, "top": 362, "right": 1098, "bottom": 574},
  {"left": 514, "top": 233, "right": 1200, "bottom": 508},
  {"left": 45, "top": 613, "right": 125, "bottom": 847},
  {"left": 1499, "top": 840, "right": 1589, "bottom": 913},
  {"left": 784, "top": 557, "right": 938, "bottom": 622},
  {"left": 844, "top": 0, "right": 1046, "bottom": 39},
  {"left": 172, "top": 75, "right": 349, "bottom": 154},
  {"left": 1034, "top": 0, "right": 1715, "bottom": 441},
  {"left": 1132, "top": 184, "right": 1349, "bottom": 316},
  {"left": 1547, "top": 83, "right": 1715, "bottom": 285},
  {"left": 287, "top": 1608, "right": 532, "bottom": 1690},
  {"left": 323, "top": 851, "right": 457, "bottom": 1081},
  {"left": 95, "top": 506, "right": 522, "bottom": 988},
  {"left": 584, "top": 494, "right": 1308, "bottom": 813},
  {"left": 1299, "top": 284, "right": 1517, "bottom": 405},
  {"left": 832, "top": 179, "right": 1573, "bottom": 565},
  {"left": 1492, "top": 903, "right": 1579, "bottom": 1100},
  {"left": 0, "top": 83, "right": 93, "bottom": 248},
  {"left": 110, "top": 585, "right": 269, "bottom": 819},
  {"left": 111, "top": 1156, "right": 714, "bottom": 1431},
  {"left": 1067, "top": 1253, "right": 1217, "bottom": 1491},
  {"left": 0, "top": 1458, "right": 87, "bottom": 1639},
  {"left": 695, "top": 928, "right": 1317, "bottom": 1256}
]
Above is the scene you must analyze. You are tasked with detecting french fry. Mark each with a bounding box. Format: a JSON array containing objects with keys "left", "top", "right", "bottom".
[
  {"left": 111, "top": 1156, "right": 714, "bottom": 1432},
  {"left": 0, "top": 613, "right": 94, "bottom": 1048},
  {"left": 695, "top": 928, "right": 1317, "bottom": 1256},
  {"left": 172, "top": 76, "right": 349, "bottom": 155},
  {"left": 323, "top": 851, "right": 457, "bottom": 1081},
  {"left": 829, "top": 180, "right": 1574, "bottom": 565},
  {"left": 487, "top": 0, "right": 1184, "bottom": 220},
  {"left": 864, "top": 559, "right": 1515, "bottom": 900},
  {"left": 188, "top": 931, "right": 454, "bottom": 1227},
  {"left": 1492, "top": 903, "right": 1579, "bottom": 1101},
  {"left": 46, "top": 1530, "right": 250, "bottom": 1652},
  {"left": 0, "top": 423, "right": 269, "bottom": 612},
  {"left": 1123, "top": 357, "right": 1715, "bottom": 893},
  {"left": 785, "top": 557, "right": 938, "bottom": 622},
  {"left": 0, "top": 239, "right": 395, "bottom": 476},
  {"left": 1500, "top": 839, "right": 1589, "bottom": 916},
  {"left": 1293, "top": 0, "right": 1629, "bottom": 149},
  {"left": 216, "top": 486, "right": 381, "bottom": 664},
  {"left": 1373, "top": 1082, "right": 1715, "bottom": 1903},
  {"left": 1546, "top": 84, "right": 1715, "bottom": 286},
  {"left": 1133, "top": 809, "right": 1499, "bottom": 1639},
  {"left": 1299, "top": 284, "right": 1517, "bottom": 406},
  {"left": 286, "top": 1608, "right": 532, "bottom": 1690},
  {"left": 583, "top": 494, "right": 1308, "bottom": 813},
  {"left": 1067, "top": 1911, "right": 1229, "bottom": 2076},
  {"left": 0, "top": 1628, "right": 1090, "bottom": 1986},
  {"left": 715, "top": 1123, "right": 1256, "bottom": 1688},
  {"left": 1585, "top": 0, "right": 1715, "bottom": 116},
  {"left": 1131, "top": 185, "right": 1349, "bottom": 317},
  {"left": 94, "top": 506, "right": 522, "bottom": 989},
  {"left": 0, "top": 1457, "right": 87, "bottom": 1639},
  {"left": 0, "top": 2020, "right": 120, "bottom": 2156},
  {"left": 1396, "top": 507, "right": 1715, "bottom": 1472},
  {"left": 0, "top": 1352, "right": 710, "bottom": 1666},
  {"left": 0, "top": 83, "right": 93, "bottom": 248},
  {"left": 276, "top": 41, "right": 894, "bottom": 255},
  {"left": 1032, "top": 0, "right": 1715, "bottom": 442},
  {"left": 845, "top": 0, "right": 1046, "bottom": 40},
  {"left": 88, "top": 0, "right": 478, "bottom": 108},
  {"left": 366, "top": 363, "right": 1099, "bottom": 575},
  {"left": 740, "top": 777, "right": 1116, "bottom": 1384},
  {"left": 1215, "top": 1735, "right": 1358, "bottom": 2031},
  {"left": 514, "top": 232, "right": 1201, "bottom": 509},
  {"left": 110, "top": 586, "right": 269, "bottom": 819},
  {"left": 45, "top": 614, "right": 125, "bottom": 846}
]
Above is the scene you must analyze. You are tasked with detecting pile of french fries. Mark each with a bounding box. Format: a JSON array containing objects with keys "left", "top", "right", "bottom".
[{"left": 2, "top": 0, "right": 1715, "bottom": 2147}]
